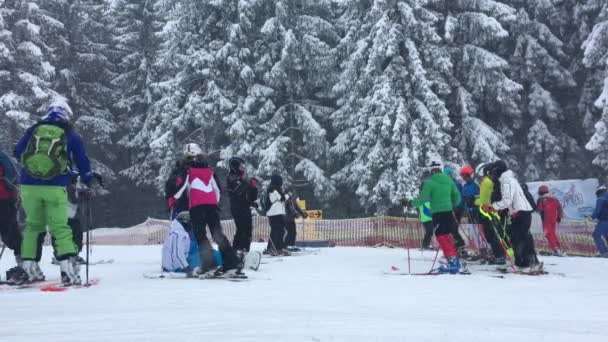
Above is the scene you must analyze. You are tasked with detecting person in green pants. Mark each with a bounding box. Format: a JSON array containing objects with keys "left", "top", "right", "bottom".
[{"left": 14, "top": 99, "right": 93, "bottom": 286}]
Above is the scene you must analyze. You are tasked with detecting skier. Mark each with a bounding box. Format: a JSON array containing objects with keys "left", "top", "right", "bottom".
[
  {"left": 412, "top": 169, "right": 433, "bottom": 250},
  {"left": 284, "top": 187, "right": 307, "bottom": 251},
  {"left": 264, "top": 174, "right": 289, "bottom": 256},
  {"left": 536, "top": 185, "right": 564, "bottom": 256},
  {"left": 591, "top": 185, "right": 608, "bottom": 258},
  {"left": 483, "top": 160, "right": 541, "bottom": 273},
  {"left": 444, "top": 166, "right": 467, "bottom": 256},
  {"left": 460, "top": 165, "right": 479, "bottom": 221},
  {"left": 172, "top": 153, "right": 243, "bottom": 277},
  {"left": 410, "top": 160, "right": 462, "bottom": 274},
  {"left": 227, "top": 157, "right": 259, "bottom": 252},
  {"left": 0, "top": 150, "right": 25, "bottom": 283},
  {"left": 14, "top": 100, "right": 93, "bottom": 285},
  {"left": 474, "top": 163, "right": 506, "bottom": 265},
  {"left": 165, "top": 143, "right": 204, "bottom": 218},
  {"left": 161, "top": 212, "right": 223, "bottom": 275}
]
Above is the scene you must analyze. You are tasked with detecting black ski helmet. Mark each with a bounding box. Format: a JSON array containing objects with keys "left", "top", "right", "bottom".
[
  {"left": 229, "top": 157, "right": 245, "bottom": 174},
  {"left": 489, "top": 160, "right": 508, "bottom": 178}
]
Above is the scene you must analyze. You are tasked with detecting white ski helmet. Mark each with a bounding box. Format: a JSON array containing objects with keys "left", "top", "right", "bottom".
[
  {"left": 183, "top": 143, "right": 203, "bottom": 157},
  {"left": 475, "top": 163, "right": 488, "bottom": 177},
  {"left": 427, "top": 160, "right": 443, "bottom": 170}
]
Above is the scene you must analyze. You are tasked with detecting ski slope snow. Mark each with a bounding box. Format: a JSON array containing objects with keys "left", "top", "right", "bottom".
[{"left": 1, "top": 244, "right": 607, "bottom": 342}]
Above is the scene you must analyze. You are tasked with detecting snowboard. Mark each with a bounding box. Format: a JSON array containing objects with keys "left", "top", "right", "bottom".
[{"left": 244, "top": 251, "right": 262, "bottom": 271}]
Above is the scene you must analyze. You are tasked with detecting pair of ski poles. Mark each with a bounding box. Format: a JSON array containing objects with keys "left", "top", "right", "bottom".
[{"left": 478, "top": 207, "right": 517, "bottom": 272}]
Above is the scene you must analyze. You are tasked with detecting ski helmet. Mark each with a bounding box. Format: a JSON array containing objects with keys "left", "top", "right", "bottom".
[
  {"left": 427, "top": 160, "right": 443, "bottom": 171},
  {"left": 460, "top": 165, "right": 474, "bottom": 177},
  {"left": 475, "top": 163, "right": 488, "bottom": 177},
  {"left": 229, "top": 157, "right": 246, "bottom": 174},
  {"left": 596, "top": 185, "right": 607, "bottom": 196},
  {"left": 489, "top": 160, "right": 508, "bottom": 178},
  {"left": 538, "top": 185, "right": 550, "bottom": 195},
  {"left": 183, "top": 143, "right": 203, "bottom": 157},
  {"left": 444, "top": 166, "right": 455, "bottom": 176},
  {"left": 176, "top": 211, "right": 191, "bottom": 230},
  {"left": 43, "top": 98, "right": 73, "bottom": 123}
]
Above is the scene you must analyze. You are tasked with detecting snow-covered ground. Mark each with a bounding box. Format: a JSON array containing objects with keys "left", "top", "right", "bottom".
[{"left": 1, "top": 244, "right": 607, "bottom": 342}]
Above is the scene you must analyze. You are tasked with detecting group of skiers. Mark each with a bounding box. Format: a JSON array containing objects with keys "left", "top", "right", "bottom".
[
  {"left": 408, "top": 159, "right": 608, "bottom": 274},
  {"left": 160, "top": 143, "right": 307, "bottom": 278},
  {"left": 0, "top": 100, "right": 102, "bottom": 286}
]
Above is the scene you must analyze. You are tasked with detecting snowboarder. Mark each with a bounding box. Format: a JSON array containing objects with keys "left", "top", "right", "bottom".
[
  {"left": 284, "top": 187, "right": 307, "bottom": 251},
  {"left": 591, "top": 185, "right": 608, "bottom": 258},
  {"left": 0, "top": 150, "right": 24, "bottom": 282},
  {"left": 227, "top": 157, "right": 259, "bottom": 252},
  {"left": 474, "top": 163, "right": 506, "bottom": 265},
  {"left": 536, "top": 185, "right": 564, "bottom": 256},
  {"left": 444, "top": 166, "right": 467, "bottom": 256},
  {"left": 165, "top": 143, "right": 204, "bottom": 219},
  {"left": 483, "top": 161, "right": 541, "bottom": 273},
  {"left": 161, "top": 212, "right": 223, "bottom": 275},
  {"left": 172, "top": 153, "right": 243, "bottom": 277},
  {"left": 264, "top": 174, "right": 289, "bottom": 256},
  {"left": 410, "top": 160, "right": 462, "bottom": 274},
  {"left": 14, "top": 100, "right": 93, "bottom": 285}
]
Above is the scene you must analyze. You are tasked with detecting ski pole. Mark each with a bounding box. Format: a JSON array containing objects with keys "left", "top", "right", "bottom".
[
  {"left": 85, "top": 195, "right": 91, "bottom": 286},
  {"left": 0, "top": 244, "right": 6, "bottom": 261}
]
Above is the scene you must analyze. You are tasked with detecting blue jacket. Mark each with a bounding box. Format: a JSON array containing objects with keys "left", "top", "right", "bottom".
[
  {"left": 462, "top": 179, "right": 480, "bottom": 211},
  {"left": 592, "top": 193, "right": 608, "bottom": 221},
  {"left": 14, "top": 120, "right": 92, "bottom": 186}
]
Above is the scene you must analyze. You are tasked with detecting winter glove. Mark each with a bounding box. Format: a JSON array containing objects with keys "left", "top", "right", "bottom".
[{"left": 168, "top": 197, "right": 177, "bottom": 209}]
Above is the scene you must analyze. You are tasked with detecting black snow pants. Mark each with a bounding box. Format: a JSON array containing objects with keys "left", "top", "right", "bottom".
[
  {"left": 509, "top": 211, "right": 537, "bottom": 268},
  {"left": 267, "top": 215, "right": 286, "bottom": 252},
  {"left": 285, "top": 219, "right": 297, "bottom": 247},
  {"left": 191, "top": 205, "right": 239, "bottom": 272},
  {"left": 231, "top": 205, "right": 253, "bottom": 252},
  {"left": 421, "top": 221, "right": 434, "bottom": 248},
  {"left": 0, "top": 199, "right": 22, "bottom": 257}
]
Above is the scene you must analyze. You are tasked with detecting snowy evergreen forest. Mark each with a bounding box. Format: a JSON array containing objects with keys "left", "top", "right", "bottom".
[{"left": 1, "top": 0, "right": 608, "bottom": 223}]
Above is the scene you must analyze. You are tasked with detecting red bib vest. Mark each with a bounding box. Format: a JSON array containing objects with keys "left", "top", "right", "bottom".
[{"left": 188, "top": 167, "right": 220, "bottom": 208}]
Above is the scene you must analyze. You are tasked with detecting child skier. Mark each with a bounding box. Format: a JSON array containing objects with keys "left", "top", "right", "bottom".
[
  {"left": 285, "top": 188, "right": 307, "bottom": 251},
  {"left": 14, "top": 100, "right": 93, "bottom": 285},
  {"left": 161, "top": 212, "right": 223, "bottom": 275},
  {"left": 474, "top": 163, "right": 506, "bottom": 265},
  {"left": 227, "top": 157, "right": 258, "bottom": 252},
  {"left": 484, "top": 161, "right": 541, "bottom": 273},
  {"left": 410, "top": 160, "right": 462, "bottom": 274},
  {"left": 264, "top": 175, "right": 289, "bottom": 256},
  {"left": 591, "top": 185, "right": 608, "bottom": 258},
  {"left": 536, "top": 185, "right": 564, "bottom": 256},
  {"left": 172, "top": 153, "right": 243, "bottom": 277}
]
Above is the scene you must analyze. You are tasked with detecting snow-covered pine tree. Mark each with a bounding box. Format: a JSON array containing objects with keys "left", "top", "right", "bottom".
[
  {"left": 583, "top": 1, "right": 608, "bottom": 170},
  {"left": 332, "top": 0, "right": 456, "bottom": 213},
  {"left": 0, "top": 0, "right": 58, "bottom": 151},
  {"left": 252, "top": 0, "right": 338, "bottom": 200},
  {"left": 41, "top": 0, "right": 118, "bottom": 179},
  {"left": 113, "top": 0, "right": 163, "bottom": 153},
  {"left": 428, "top": 0, "right": 519, "bottom": 168}
]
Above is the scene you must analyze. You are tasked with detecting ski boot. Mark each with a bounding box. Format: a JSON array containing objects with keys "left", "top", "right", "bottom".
[
  {"left": 235, "top": 250, "right": 246, "bottom": 269},
  {"left": 286, "top": 246, "right": 302, "bottom": 252},
  {"left": 552, "top": 249, "right": 566, "bottom": 257},
  {"left": 75, "top": 256, "right": 87, "bottom": 264},
  {"left": 437, "top": 257, "right": 461, "bottom": 274},
  {"left": 5, "top": 266, "right": 29, "bottom": 285},
  {"left": 22, "top": 260, "right": 46, "bottom": 283},
  {"left": 457, "top": 247, "right": 469, "bottom": 259},
  {"left": 278, "top": 249, "right": 291, "bottom": 256},
  {"left": 59, "top": 257, "right": 82, "bottom": 286}
]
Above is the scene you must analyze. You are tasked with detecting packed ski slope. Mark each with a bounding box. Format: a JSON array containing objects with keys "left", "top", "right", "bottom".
[{"left": 1, "top": 244, "right": 607, "bottom": 342}]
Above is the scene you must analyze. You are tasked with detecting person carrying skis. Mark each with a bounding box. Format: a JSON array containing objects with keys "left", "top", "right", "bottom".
[
  {"left": 14, "top": 99, "right": 93, "bottom": 285},
  {"left": 165, "top": 143, "right": 204, "bottom": 219},
  {"left": 444, "top": 166, "right": 467, "bottom": 256},
  {"left": 591, "top": 185, "right": 608, "bottom": 258},
  {"left": 474, "top": 163, "right": 506, "bottom": 265},
  {"left": 227, "top": 157, "right": 258, "bottom": 252},
  {"left": 536, "top": 185, "right": 564, "bottom": 256},
  {"left": 483, "top": 161, "right": 541, "bottom": 273},
  {"left": 264, "top": 174, "right": 290, "bottom": 256},
  {"left": 284, "top": 187, "right": 307, "bottom": 251},
  {"left": 409, "top": 160, "right": 462, "bottom": 274},
  {"left": 0, "top": 150, "right": 24, "bottom": 282},
  {"left": 172, "top": 153, "right": 243, "bottom": 277}
]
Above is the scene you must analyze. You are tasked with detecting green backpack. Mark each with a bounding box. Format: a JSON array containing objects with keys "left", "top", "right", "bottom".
[{"left": 21, "top": 124, "right": 69, "bottom": 180}]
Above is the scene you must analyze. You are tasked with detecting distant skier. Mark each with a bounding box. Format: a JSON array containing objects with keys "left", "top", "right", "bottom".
[
  {"left": 460, "top": 165, "right": 479, "bottom": 221},
  {"left": 161, "top": 212, "right": 222, "bottom": 275},
  {"left": 165, "top": 143, "right": 204, "bottom": 218},
  {"left": 0, "top": 150, "right": 24, "bottom": 283},
  {"left": 444, "top": 166, "right": 467, "bottom": 256},
  {"left": 284, "top": 187, "right": 307, "bottom": 251},
  {"left": 536, "top": 185, "right": 564, "bottom": 256},
  {"left": 264, "top": 175, "right": 289, "bottom": 256},
  {"left": 483, "top": 161, "right": 541, "bottom": 273},
  {"left": 172, "top": 153, "right": 243, "bottom": 276},
  {"left": 410, "top": 160, "right": 462, "bottom": 274},
  {"left": 591, "top": 185, "right": 608, "bottom": 258},
  {"left": 474, "top": 163, "right": 506, "bottom": 265},
  {"left": 227, "top": 157, "right": 258, "bottom": 252},
  {"left": 14, "top": 100, "right": 93, "bottom": 285}
]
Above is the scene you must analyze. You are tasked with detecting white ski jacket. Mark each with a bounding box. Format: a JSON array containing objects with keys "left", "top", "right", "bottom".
[
  {"left": 266, "top": 190, "right": 288, "bottom": 217},
  {"left": 161, "top": 219, "right": 190, "bottom": 272},
  {"left": 492, "top": 170, "right": 533, "bottom": 213}
]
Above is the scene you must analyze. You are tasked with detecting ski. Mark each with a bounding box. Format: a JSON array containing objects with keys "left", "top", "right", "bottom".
[
  {"left": 143, "top": 272, "right": 250, "bottom": 282},
  {"left": 40, "top": 279, "right": 100, "bottom": 292}
]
